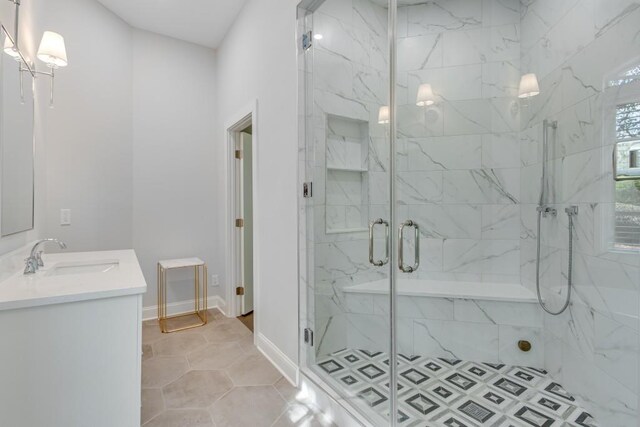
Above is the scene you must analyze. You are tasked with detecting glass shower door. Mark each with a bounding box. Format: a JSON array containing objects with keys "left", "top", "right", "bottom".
[
  {"left": 390, "top": 1, "right": 640, "bottom": 426},
  {"left": 302, "top": 0, "right": 395, "bottom": 424},
  {"left": 389, "top": 1, "right": 531, "bottom": 424},
  {"left": 300, "top": 0, "right": 640, "bottom": 425}
]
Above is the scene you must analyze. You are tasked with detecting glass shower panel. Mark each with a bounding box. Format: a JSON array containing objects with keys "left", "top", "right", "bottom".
[
  {"left": 303, "top": 0, "right": 394, "bottom": 425},
  {"left": 299, "top": 0, "right": 640, "bottom": 425},
  {"left": 392, "top": 1, "right": 640, "bottom": 426}
]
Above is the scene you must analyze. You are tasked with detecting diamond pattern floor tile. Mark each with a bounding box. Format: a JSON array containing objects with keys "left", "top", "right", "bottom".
[{"left": 316, "top": 349, "right": 599, "bottom": 427}]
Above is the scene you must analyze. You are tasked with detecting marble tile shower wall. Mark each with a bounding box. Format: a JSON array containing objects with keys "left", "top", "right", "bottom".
[
  {"left": 311, "top": 0, "right": 391, "bottom": 358},
  {"left": 394, "top": 0, "right": 524, "bottom": 285},
  {"left": 305, "top": 1, "right": 640, "bottom": 424},
  {"left": 518, "top": 0, "right": 640, "bottom": 425}
]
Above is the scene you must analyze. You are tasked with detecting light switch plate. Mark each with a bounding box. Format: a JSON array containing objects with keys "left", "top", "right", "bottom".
[{"left": 60, "top": 209, "right": 71, "bottom": 226}]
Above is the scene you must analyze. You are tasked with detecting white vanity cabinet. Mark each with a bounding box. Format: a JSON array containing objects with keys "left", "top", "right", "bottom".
[{"left": 0, "top": 249, "right": 147, "bottom": 427}]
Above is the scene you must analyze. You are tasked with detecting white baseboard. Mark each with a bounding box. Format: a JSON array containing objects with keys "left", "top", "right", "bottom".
[
  {"left": 256, "top": 332, "right": 299, "bottom": 386},
  {"left": 142, "top": 295, "right": 226, "bottom": 321}
]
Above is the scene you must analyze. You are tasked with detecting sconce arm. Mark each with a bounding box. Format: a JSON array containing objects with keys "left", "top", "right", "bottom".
[{"left": 33, "top": 69, "right": 54, "bottom": 78}]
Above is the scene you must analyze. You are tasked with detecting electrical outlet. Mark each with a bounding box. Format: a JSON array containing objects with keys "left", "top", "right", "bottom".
[
  {"left": 210, "top": 274, "right": 219, "bottom": 287},
  {"left": 60, "top": 209, "right": 71, "bottom": 226}
]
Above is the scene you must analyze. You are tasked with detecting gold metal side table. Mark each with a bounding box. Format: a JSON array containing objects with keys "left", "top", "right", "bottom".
[{"left": 157, "top": 257, "right": 208, "bottom": 333}]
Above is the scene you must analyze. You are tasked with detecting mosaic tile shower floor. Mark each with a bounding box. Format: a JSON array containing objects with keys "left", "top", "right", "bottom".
[{"left": 317, "top": 349, "right": 597, "bottom": 427}]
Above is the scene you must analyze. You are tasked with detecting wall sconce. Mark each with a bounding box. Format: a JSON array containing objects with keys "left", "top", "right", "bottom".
[
  {"left": 416, "top": 83, "right": 435, "bottom": 107},
  {"left": 378, "top": 106, "right": 390, "bottom": 124},
  {"left": 36, "top": 31, "right": 68, "bottom": 106},
  {"left": 3, "top": 0, "right": 68, "bottom": 107},
  {"left": 518, "top": 73, "right": 540, "bottom": 99},
  {"left": 3, "top": 36, "right": 21, "bottom": 60}
]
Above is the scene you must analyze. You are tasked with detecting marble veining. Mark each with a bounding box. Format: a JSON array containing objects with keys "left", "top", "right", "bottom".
[
  {"left": 302, "top": 1, "right": 640, "bottom": 426},
  {"left": 407, "top": 1, "right": 481, "bottom": 35}
]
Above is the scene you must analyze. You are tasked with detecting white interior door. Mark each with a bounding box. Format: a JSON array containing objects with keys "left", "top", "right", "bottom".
[{"left": 240, "top": 131, "right": 254, "bottom": 315}]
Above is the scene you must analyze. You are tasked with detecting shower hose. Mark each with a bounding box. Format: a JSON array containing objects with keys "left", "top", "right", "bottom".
[{"left": 535, "top": 205, "right": 578, "bottom": 315}]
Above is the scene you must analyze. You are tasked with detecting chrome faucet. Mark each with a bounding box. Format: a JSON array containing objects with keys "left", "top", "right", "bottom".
[{"left": 24, "top": 239, "right": 67, "bottom": 274}]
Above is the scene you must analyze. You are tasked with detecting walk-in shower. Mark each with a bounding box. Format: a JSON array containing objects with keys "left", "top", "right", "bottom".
[{"left": 298, "top": 0, "right": 640, "bottom": 425}]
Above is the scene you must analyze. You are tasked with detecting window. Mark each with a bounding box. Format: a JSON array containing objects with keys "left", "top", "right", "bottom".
[
  {"left": 615, "top": 180, "right": 640, "bottom": 248},
  {"left": 613, "top": 95, "right": 640, "bottom": 249}
]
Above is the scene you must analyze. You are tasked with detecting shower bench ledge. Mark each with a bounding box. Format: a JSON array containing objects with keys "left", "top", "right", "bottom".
[{"left": 343, "top": 278, "right": 539, "bottom": 303}]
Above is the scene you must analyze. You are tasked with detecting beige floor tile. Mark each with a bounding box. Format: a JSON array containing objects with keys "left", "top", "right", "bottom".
[
  {"left": 141, "top": 388, "right": 164, "bottom": 424},
  {"left": 198, "top": 313, "right": 237, "bottom": 330},
  {"left": 163, "top": 370, "right": 233, "bottom": 409},
  {"left": 225, "top": 353, "right": 282, "bottom": 386},
  {"left": 274, "top": 377, "right": 299, "bottom": 404},
  {"left": 201, "top": 320, "right": 252, "bottom": 343},
  {"left": 141, "top": 311, "right": 319, "bottom": 427},
  {"left": 187, "top": 342, "right": 245, "bottom": 370},
  {"left": 160, "top": 313, "right": 209, "bottom": 331},
  {"left": 142, "top": 356, "right": 189, "bottom": 388},
  {"left": 205, "top": 308, "right": 228, "bottom": 322},
  {"left": 142, "top": 344, "right": 154, "bottom": 362},
  {"left": 154, "top": 332, "right": 207, "bottom": 356},
  {"left": 236, "top": 335, "right": 258, "bottom": 353},
  {"left": 144, "top": 318, "right": 160, "bottom": 326},
  {"left": 142, "top": 322, "right": 166, "bottom": 345},
  {"left": 143, "top": 409, "right": 214, "bottom": 427},
  {"left": 209, "top": 386, "right": 287, "bottom": 427}
]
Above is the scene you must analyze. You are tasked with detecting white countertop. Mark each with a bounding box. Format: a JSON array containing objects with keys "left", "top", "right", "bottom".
[
  {"left": 159, "top": 257, "right": 205, "bottom": 269},
  {"left": 0, "top": 249, "right": 147, "bottom": 312}
]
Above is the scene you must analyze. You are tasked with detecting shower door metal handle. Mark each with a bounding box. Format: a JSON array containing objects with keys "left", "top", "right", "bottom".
[
  {"left": 369, "top": 218, "right": 389, "bottom": 266},
  {"left": 398, "top": 220, "right": 419, "bottom": 273}
]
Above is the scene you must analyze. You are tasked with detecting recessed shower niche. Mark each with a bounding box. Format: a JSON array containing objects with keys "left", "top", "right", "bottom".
[{"left": 324, "top": 114, "right": 369, "bottom": 234}]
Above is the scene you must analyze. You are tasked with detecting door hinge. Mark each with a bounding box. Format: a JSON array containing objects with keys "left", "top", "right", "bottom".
[
  {"left": 236, "top": 286, "right": 245, "bottom": 296},
  {"left": 303, "top": 182, "right": 313, "bottom": 198},
  {"left": 235, "top": 218, "right": 244, "bottom": 228},
  {"left": 302, "top": 31, "right": 312, "bottom": 51},
  {"left": 235, "top": 149, "right": 243, "bottom": 159},
  {"left": 303, "top": 328, "right": 314, "bottom": 346}
]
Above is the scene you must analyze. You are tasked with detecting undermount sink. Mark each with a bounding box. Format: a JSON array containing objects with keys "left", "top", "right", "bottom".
[{"left": 45, "top": 259, "right": 119, "bottom": 276}]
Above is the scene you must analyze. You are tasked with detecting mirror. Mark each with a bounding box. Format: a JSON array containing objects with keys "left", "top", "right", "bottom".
[{"left": 1, "top": 25, "right": 35, "bottom": 236}]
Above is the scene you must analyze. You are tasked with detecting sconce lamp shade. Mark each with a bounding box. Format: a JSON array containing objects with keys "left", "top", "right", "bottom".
[
  {"left": 378, "top": 106, "right": 390, "bottom": 124},
  {"left": 518, "top": 73, "right": 539, "bottom": 98},
  {"left": 37, "top": 31, "right": 67, "bottom": 68},
  {"left": 3, "top": 36, "right": 21, "bottom": 59},
  {"left": 416, "top": 83, "right": 435, "bottom": 106}
]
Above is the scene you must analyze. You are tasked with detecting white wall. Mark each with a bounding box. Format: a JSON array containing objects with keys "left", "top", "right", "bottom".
[
  {"left": 1, "top": 0, "right": 132, "bottom": 259},
  {"left": 132, "top": 29, "right": 219, "bottom": 308},
  {"left": 41, "top": 0, "right": 133, "bottom": 252},
  {"left": 215, "top": 0, "right": 300, "bottom": 364},
  {"left": 0, "top": 0, "right": 301, "bottom": 372},
  {"left": 0, "top": 0, "right": 222, "bottom": 315}
]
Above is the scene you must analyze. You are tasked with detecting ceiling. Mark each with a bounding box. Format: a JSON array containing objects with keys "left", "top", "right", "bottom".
[{"left": 96, "top": 0, "right": 248, "bottom": 49}]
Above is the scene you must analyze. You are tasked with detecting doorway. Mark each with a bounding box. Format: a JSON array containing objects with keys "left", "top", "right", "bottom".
[
  {"left": 236, "top": 126, "right": 254, "bottom": 331},
  {"left": 227, "top": 107, "right": 257, "bottom": 334}
]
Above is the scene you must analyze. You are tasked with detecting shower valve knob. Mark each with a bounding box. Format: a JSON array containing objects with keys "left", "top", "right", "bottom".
[{"left": 536, "top": 205, "right": 557, "bottom": 217}]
